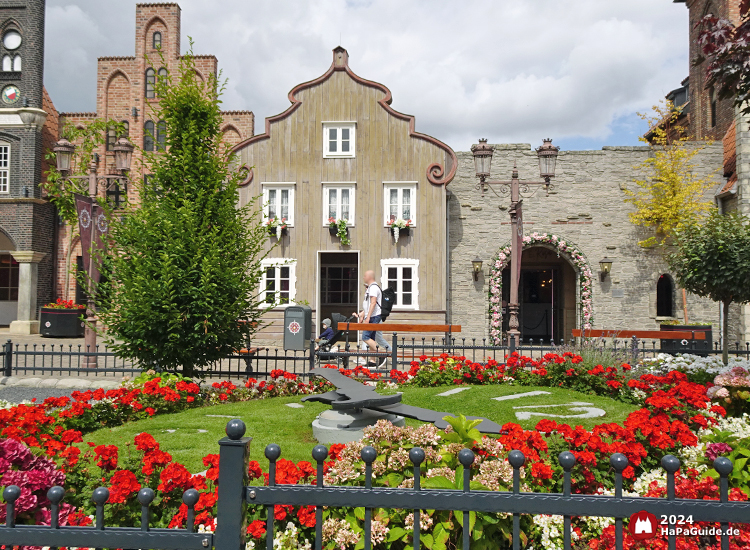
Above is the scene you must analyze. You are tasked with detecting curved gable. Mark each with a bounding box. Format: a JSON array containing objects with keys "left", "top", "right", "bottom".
[{"left": 232, "top": 46, "right": 456, "bottom": 186}]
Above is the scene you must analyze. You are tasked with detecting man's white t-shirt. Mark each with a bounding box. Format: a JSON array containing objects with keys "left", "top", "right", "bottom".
[{"left": 363, "top": 283, "right": 382, "bottom": 318}]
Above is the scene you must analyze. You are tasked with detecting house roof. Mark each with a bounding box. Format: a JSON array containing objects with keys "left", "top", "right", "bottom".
[{"left": 230, "top": 46, "right": 457, "bottom": 187}]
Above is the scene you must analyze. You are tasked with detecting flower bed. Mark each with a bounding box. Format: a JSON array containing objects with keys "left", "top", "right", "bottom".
[{"left": 2, "top": 353, "right": 750, "bottom": 549}]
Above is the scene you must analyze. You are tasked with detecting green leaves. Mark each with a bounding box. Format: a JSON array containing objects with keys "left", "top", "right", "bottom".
[
  {"left": 441, "top": 414, "right": 482, "bottom": 447},
  {"left": 97, "top": 46, "right": 268, "bottom": 377}
]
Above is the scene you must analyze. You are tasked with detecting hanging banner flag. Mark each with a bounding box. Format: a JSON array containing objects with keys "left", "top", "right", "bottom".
[
  {"left": 74, "top": 193, "right": 108, "bottom": 284},
  {"left": 74, "top": 193, "right": 94, "bottom": 280}
]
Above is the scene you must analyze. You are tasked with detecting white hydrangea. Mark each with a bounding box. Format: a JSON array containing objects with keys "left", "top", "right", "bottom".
[
  {"left": 633, "top": 468, "right": 667, "bottom": 495},
  {"left": 580, "top": 515, "right": 614, "bottom": 537},
  {"left": 532, "top": 514, "right": 579, "bottom": 550},
  {"left": 643, "top": 354, "right": 750, "bottom": 376},
  {"left": 272, "top": 522, "right": 312, "bottom": 550}
]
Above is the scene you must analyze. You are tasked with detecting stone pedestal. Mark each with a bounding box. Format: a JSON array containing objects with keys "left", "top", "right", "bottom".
[
  {"left": 312, "top": 408, "right": 405, "bottom": 445},
  {"left": 9, "top": 251, "right": 46, "bottom": 335}
]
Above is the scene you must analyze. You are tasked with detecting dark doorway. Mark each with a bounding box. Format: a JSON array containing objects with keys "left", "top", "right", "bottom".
[
  {"left": 319, "top": 252, "right": 358, "bottom": 336},
  {"left": 500, "top": 246, "right": 578, "bottom": 344},
  {"left": 657, "top": 274, "right": 674, "bottom": 317}
]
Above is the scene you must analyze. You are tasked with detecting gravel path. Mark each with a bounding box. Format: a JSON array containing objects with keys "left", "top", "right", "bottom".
[{"left": 0, "top": 386, "right": 85, "bottom": 404}]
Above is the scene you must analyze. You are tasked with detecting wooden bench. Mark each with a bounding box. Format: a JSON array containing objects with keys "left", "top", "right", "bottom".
[
  {"left": 572, "top": 329, "right": 706, "bottom": 340},
  {"left": 331, "top": 323, "right": 462, "bottom": 367}
]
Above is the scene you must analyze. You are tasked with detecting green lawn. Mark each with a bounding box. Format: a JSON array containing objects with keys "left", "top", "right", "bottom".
[{"left": 84, "top": 385, "right": 637, "bottom": 472}]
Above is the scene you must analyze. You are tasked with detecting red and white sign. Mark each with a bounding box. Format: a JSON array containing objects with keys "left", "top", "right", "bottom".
[
  {"left": 629, "top": 510, "right": 658, "bottom": 541},
  {"left": 288, "top": 321, "right": 301, "bottom": 335}
]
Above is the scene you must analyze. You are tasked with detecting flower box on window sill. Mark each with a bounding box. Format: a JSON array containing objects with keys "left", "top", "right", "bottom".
[
  {"left": 387, "top": 225, "right": 411, "bottom": 244},
  {"left": 40, "top": 307, "right": 85, "bottom": 338},
  {"left": 268, "top": 226, "right": 288, "bottom": 238},
  {"left": 328, "top": 226, "right": 339, "bottom": 237}
]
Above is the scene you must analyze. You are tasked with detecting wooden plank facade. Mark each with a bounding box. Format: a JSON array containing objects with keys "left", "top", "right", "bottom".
[{"left": 233, "top": 47, "right": 456, "bottom": 344}]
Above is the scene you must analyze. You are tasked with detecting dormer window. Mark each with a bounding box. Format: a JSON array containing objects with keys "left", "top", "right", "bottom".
[
  {"left": 153, "top": 31, "right": 162, "bottom": 50},
  {"left": 323, "top": 122, "right": 356, "bottom": 158}
]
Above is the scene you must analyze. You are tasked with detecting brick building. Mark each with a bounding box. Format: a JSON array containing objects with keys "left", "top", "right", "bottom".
[
  {"left": 0, "top": 0, "right": 58, "bottom": 333},
  {"left": 57, "top": 2, "right": 254, "bottom": 301}
]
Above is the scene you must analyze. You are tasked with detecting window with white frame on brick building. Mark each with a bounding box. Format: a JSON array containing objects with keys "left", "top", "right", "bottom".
[{"left": 0, "top": 143, "right": 9, "bottom": 193}]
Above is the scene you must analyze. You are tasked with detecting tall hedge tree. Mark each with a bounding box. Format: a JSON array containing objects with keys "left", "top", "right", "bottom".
[
  {"left": 668, "top": 211, "right": 750, "bottom": 364},
  {"left": 96, "top": 51, "right": 267, "bottom": 377}
]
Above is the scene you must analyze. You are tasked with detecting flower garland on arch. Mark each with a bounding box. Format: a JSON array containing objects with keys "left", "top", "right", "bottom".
[{"left": 487, "top": 232, "right": 594, "bottom": 344}]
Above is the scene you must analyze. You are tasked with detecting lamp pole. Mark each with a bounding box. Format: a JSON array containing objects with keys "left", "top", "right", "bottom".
[
  {"left": 53, "top": 137, "right": 134, "bottom": 367},
  {"left": 471, "top": 139, "right": 560, "bottom": 352}
]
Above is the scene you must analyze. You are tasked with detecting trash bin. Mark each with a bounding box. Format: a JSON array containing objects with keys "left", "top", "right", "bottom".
[{"left": 284, "top": 305, "right": 312, "bottom": 351}]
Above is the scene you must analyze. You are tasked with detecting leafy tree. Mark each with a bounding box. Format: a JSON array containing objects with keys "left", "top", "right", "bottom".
[
  {"left": 623, "top": 101, "right": 716, "bottom": 248},
  {"left": 42, "top": 119, "right": 125, "bottom": 300},
  {"left": 697, "top": 0, "right": 750, "bottom": 116},
  {"left": 668, "top": 211, "right": 750, "bottom": 364},
  {"left": 96, "top": 49, "right": 268, "bottom": 377}
]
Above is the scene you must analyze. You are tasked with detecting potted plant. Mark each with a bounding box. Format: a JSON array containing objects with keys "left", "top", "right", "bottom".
[
  {"left": 328, "top": 217, "right": 351, "bottom": 246},
  {"left": 40, "top": 299, "right": 86, "bottom": 338},
  {"left": 659, "top": 320, "right": 713, "bottom": 356},
  {"left": 265, "top": 217, "right": 288, "bottom": 239},
  {"left": 387, "top": 217, "right": 412, "bottom": 243}
]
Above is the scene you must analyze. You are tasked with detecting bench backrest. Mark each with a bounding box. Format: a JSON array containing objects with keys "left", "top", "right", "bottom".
[{"left": 336, "top": 323, "right": 461, "bottom": 333}]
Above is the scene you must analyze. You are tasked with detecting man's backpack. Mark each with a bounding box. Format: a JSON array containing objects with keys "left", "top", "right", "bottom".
[{"left": 380, "top": 287, "right": 397, "bottom": 320}]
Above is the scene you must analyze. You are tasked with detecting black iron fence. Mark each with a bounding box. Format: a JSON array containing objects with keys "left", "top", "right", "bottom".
[
  {"left": 3, "top": 333, "right": 748, "bottom": 380},
  {"left": 2, "top": 419, "right": 748, "bottom": 550}
]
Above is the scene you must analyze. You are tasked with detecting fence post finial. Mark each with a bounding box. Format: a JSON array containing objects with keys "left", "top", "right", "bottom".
[{"left": 215, "top": 419, "right": 252, "bottom": 550}]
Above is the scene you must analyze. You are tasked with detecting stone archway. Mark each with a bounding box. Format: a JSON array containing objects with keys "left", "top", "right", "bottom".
[{"left": 488, "top": 233, "right": 594, "bottom": 345}]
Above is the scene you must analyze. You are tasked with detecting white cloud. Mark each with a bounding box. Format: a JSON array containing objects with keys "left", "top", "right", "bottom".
[{"left": 44, "top": 0, "right": 688, "bottom": 150}]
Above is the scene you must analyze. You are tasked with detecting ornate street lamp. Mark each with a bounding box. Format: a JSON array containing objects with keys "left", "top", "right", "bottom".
[
  {"left": 113, "top": 136, "right": 134, "bottom": 173},
  {"left": 51, "top": 136, "right": 134, "bottom": 367},
  {"left": 53, "top": 137, "right": 75, "bottom": 175},
  {"left": 536, "top": 138, "right": 560, "bottom": 189},
  {"left": 471, "top": 138, "right": 561, "bottom": 350}
]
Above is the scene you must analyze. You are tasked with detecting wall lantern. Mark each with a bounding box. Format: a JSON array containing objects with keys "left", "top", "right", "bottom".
[
  {"left": 113, "top": 136, "right": 135, "bottom": 173},
  {"left": 599, "top": 257, "right": 613, "bottom": 282},
  {"left": 53, "top": 138, "right": 75, "bottom": 175},
  {"left": 472, "top": 257, "right": 483, "bottom": 281}
]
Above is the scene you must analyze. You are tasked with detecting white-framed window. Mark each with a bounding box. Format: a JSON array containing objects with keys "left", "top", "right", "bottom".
[
  {"left": 383, "top": 182, "right": 417, "bottom": 226},
  {"left": 323, "top": 122, "right": 356, "bottom": 158},
  {"left": 322, "top": 183, "right": 356, "bottom": 225},
  {"left": 262, "top": 183, "right": 295, "bottom": 226},
  {"left": 0, "top": 143, "right": 9, "bottom": 193},
  {"left": 380, "top": 258, "right": 419, "bottom": 310},
  {"left": 260, "top": 259, "right": 297, "bottom": 308}
]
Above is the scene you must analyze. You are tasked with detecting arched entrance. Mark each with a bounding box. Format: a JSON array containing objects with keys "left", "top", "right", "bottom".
[
  {"left": 500, "top": 246, "right": 577, "bottom": 343},
  {"left": 488, "top": 233, "right": 594, "bottom": 345}
]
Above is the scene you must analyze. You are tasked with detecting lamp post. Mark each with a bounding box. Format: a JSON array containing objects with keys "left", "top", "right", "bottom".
[
  {"left": 53, "top": 136, "right": 134, "bottom": 367},
  {"left": 471, "top": 138, "right": 560, "bottom": 351}
]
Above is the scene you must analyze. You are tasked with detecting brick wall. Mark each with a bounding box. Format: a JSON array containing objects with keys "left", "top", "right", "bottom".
[
  {"left": 55, "top": 3, "right": 254, "bottom": 297},
  {"left": 40, "top": 86, "right": 59, "bottom": 187},
  {"left": 682, "top": 0, "right": 742, "bottom": 140}
]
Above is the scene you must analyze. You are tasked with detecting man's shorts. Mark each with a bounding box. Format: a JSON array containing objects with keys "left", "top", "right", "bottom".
[{"left": 362, "top": 315, "right": 382, "bottom": 341}]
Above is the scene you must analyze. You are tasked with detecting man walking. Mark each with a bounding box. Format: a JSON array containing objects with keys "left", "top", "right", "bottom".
[{"left": 353, "top": 270, "right": 387, "bottom": 367}]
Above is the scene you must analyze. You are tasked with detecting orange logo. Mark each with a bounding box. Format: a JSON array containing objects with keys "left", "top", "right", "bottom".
[{"left": 629, "top": 510, "right": 658, "bottom": 540}]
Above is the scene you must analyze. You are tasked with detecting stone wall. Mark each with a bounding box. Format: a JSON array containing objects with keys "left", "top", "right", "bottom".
[{"left": 447, "top": 142, "right": 730, "bottom": 343}]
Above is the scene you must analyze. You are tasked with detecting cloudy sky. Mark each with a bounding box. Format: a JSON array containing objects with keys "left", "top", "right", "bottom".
[{"left": 44, "top": 0, "right": 689, "bottom": 152}]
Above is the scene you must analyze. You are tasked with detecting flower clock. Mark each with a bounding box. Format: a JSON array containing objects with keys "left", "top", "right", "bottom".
[{"left": 488, "top": 233, "right": 594, "bottom": 345}]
